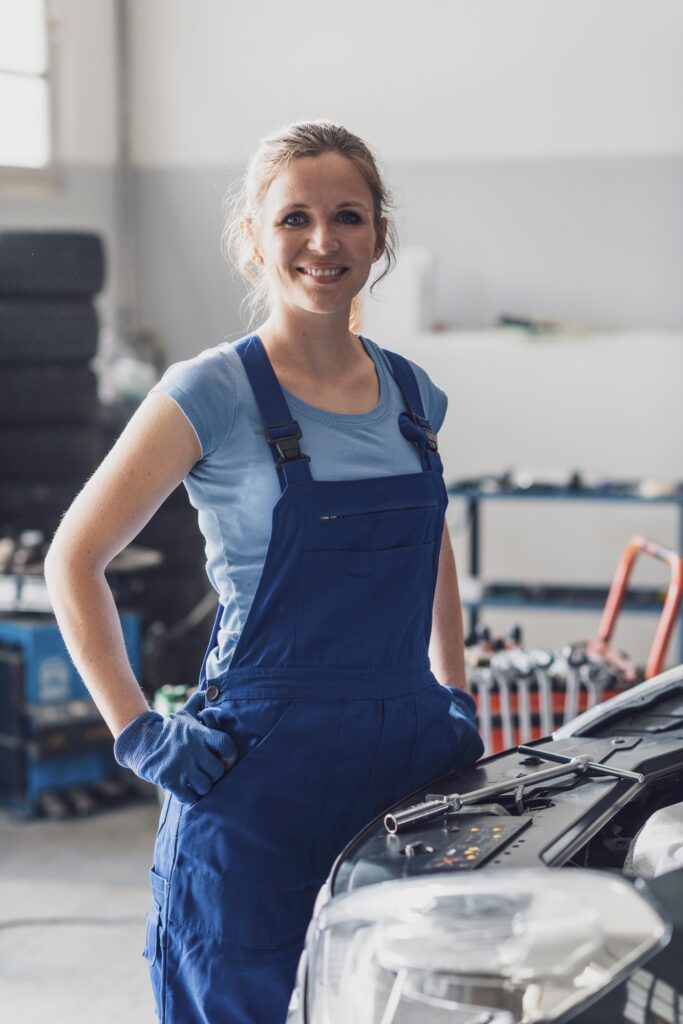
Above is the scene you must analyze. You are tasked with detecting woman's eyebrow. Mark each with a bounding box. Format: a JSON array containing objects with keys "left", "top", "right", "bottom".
[{"left": 276, "top": 201, "right": 370, "bottom": 215}]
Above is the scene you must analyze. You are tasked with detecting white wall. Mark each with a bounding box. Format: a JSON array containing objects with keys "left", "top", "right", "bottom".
[
  {"left": 127, "top": 0, "right": 683, "bottom": 166},
  {"left": 0, "top": 1, "right": 122, "bottom": 328},
  {"left": 53, "top": 0, "right": 119, "bottom": 165},
  {"left": 2, "top": 3, "right": 680, "bottom": 668},
  {"left": 396, "top": 329, "right": 683, "bottom": 667}
]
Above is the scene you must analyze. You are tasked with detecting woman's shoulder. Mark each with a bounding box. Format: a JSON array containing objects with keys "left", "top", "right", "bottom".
[
  {"left": 149, "top": 342, "right": 241, "bottom": 458},
  {"left": 361, "top": 336, "right": 449, "bottom": 434},
  {"left": 153, "top": 341, "right": 236, "bottom": 387}
]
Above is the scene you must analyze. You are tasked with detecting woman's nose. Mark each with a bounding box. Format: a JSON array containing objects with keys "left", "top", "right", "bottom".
[{"left": 307, "top": 221, "right": 340, "bottom": 253}]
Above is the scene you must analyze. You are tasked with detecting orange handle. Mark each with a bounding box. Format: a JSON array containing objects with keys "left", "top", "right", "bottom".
[{"left": 594, "top": 536, "right": 683, "bottom": 679}]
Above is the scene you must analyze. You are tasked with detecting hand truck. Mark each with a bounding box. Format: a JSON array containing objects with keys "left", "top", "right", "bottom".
[{"left": 467, "top": 536, "right": 683, "bottom": 755}]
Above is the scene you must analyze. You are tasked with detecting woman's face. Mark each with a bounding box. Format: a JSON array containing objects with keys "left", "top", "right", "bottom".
[{"left": 250, "top": 152, "right": 386, "bottom": 320}]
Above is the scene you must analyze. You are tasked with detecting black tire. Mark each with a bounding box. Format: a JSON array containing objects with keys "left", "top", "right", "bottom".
[
  {"left": 144, "top": 621, "right": 216, "bottom": 694},
  {"left": 0, "top": 367, "right": 98, "bottom": 423},
  {"left": 0, "top": 232, "right": 105, "bottom": 298},
  {"left": 0, "top": 300, "right": 98, "bottom": 363},
  {"left": 0, "top": 426, "right": 100, "bottom": 481},
  {"left": 136, "top": 504, "right": 205, "bottom": 569},
  {"left": 0, "top": 479, "right": 82, "bottom": 542},
  {"left": 0, "top": 480, "right": 82, "bottom": 524},
  {"left": 111, "top": 566, "right": 211, "bottom": 627}
]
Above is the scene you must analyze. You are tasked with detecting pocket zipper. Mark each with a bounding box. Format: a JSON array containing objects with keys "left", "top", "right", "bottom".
[{"left": 320, "top": 504, "right": 438, "bottom": 521}]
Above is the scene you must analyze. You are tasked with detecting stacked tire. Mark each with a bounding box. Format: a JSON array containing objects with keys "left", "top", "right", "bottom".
[
  {"left": 0, "top": 231, "right": 214, "bottom": 693},
  {"left": 0, "top": 232, "right": 104, "bottom": 541}
]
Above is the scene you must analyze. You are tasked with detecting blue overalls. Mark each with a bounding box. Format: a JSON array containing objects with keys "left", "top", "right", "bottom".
[{"left": 144, "top": 335, "right": 483, "bottom": 1023}]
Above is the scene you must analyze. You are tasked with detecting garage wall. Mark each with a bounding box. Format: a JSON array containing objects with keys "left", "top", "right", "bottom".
[
  {"left": 128, "top": 0, "right": 683, "bottom": 164},
  {"left": 1, "top": 2, "right": 680, "bottom": 665},
  {"left": 394, "top": 328, "right": 683, "bottom": 668},
  {"left": 124, "top": 0, "right": 683, "bottom": 667},
  {"left": 126, "top": 0, "right": 683, "bottom": 363},
  {"left": 0, "top": 0, "right": 122, "bottom": 327},
  {"left": 4, "top": 1, "right": 680, "bottom": 351},
  {"left": 132, "top": 155, "right": 683, "bottom": 366}
]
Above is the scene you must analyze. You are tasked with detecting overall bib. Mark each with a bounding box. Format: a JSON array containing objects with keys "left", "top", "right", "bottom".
[{"left": 145, "top": 335, "right": 483, "bottom": 1023}]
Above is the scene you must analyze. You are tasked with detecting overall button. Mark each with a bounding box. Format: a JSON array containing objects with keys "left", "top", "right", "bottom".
[{"left": 205, "top": 685, "right": 220, "bottom": 701}]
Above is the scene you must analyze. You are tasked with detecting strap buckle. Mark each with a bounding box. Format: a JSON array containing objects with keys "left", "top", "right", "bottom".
[
  {"left": 266, "top": 421, "right": 311, "bottom": 469},
  {"left": 411, "top": 413, "right": 438, "bottom": 452}
]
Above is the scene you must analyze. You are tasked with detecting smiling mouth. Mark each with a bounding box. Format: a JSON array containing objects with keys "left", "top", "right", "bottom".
[{"left": 297, "top": 267, "right": 348, "bottom": 279}]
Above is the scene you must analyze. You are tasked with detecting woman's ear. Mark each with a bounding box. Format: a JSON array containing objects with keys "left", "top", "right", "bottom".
[{"left": 241, "top": 217, "right": 262, "bottom": 264}]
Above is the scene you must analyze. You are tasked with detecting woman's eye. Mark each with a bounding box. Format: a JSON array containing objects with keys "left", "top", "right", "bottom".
[
  {"left": 281, "top": 211, "right": 362, "bottom": 227},
  {"left": 335, "top": 208, "right": 362, "bottom": 223}
]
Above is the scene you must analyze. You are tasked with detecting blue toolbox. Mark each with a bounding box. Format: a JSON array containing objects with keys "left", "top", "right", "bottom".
[{"left": 0, "top": 611, "right": 141, "bottom": 817}]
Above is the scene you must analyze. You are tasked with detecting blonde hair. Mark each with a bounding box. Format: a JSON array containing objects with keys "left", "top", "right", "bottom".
[{"left": 221, "top": 120, "right": 399, "bottom": 334}]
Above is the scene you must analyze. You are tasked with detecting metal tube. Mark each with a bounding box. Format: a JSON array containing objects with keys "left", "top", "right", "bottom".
[
  {"left": 529, "top": 648, "right": 555, "bottom": 737},
  {"left": 517, "top": 744, "right": 645, "bottom": 784},
  {"left": 470, "top": 668, "right": 494, "bottom": 755},
  {"left": 594, "top": 536, "right": 683, "bottom": 680},
  {"left": 563, "top": 647, "right": 587, "bottom": 724},
  {"left": 517, "top": 677, "right": 532, "bottom": 744},
  {"left": 384, "top": 756, "right": 590, "bottom": 834},
  {"left": 510, "top": 650, "right": 534, "bottom": 743},
  {"left": 491, "top": 653, "right": 515, "bottom": 749},
  {"left": 384, "top": 797, "right": 452, "bottom": 835},
  {"left": 581, "top": 662, "right": 613, "bottom": 710},
  {"left": 456, "top": 755, "right": 590, "bottom": 807}
]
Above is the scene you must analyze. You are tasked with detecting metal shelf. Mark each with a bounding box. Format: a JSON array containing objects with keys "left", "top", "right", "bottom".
[
  {"left": 462, "top": 596, "right": 665, "bottom": 614},
  {"left": 448, "top": 486, "right": 683, "bottom": 506},
  {"left": 447, "top": 482, "right": 683, "bottom": 661}
]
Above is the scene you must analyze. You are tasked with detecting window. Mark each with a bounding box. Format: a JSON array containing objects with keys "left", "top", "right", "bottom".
[{"left": 0, "top": 0, "right": 54, "bottom": 174}]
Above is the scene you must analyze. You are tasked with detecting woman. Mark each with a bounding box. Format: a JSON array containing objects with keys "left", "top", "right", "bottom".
[{"left": 45, "top": 120, "right": 483, "bottom": 1024}]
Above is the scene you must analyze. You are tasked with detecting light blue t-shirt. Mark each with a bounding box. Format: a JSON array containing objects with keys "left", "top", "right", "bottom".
[{"left": 150, "top": 334, "right": 448, "bottom": 680}]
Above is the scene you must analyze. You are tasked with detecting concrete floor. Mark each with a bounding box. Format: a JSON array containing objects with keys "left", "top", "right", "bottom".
[{"left": 0, "top": 799, "right": 160, "bottom": 1023}]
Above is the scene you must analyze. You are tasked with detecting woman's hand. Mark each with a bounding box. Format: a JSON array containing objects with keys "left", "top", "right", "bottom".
[
  {"left": 442, "top": 685, "right": 478, "bottom": 724},
  {"left": 114, "top": 692, "right": 238, "bottom": 803}
]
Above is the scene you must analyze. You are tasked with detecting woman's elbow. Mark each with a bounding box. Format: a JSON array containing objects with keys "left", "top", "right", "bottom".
[
  {"left": 44, "top": 528, "right": 103, "bottom": 585},
  {"left": 44, "top": 537, "right": 75, "bottom": 589},
  {"left": 44, "top": 538, "right": 67, "bottom": 582}
]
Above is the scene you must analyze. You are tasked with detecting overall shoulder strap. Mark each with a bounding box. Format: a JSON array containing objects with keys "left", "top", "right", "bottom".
[
  {"left": 377, "top": 344, "right": 443, "bottom": 474},
  {"left": 235, "top": 335, "right": 312, "bottom": 491}
]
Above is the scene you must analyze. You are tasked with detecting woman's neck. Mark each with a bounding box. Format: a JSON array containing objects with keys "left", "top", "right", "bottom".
[{"left": 257, "top": 311, "right": 365, "bottom": 378}]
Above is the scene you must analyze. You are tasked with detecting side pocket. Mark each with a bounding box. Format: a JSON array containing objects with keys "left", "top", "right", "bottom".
[
  {"left": 143, "top": 868, "right": 168, "bottom": 1019},
  {"left": 198, "top": 697, "right": 293, "bottom": 766},
  {"left": 142, "top": 905, "right": 160, "bottom": 966}
]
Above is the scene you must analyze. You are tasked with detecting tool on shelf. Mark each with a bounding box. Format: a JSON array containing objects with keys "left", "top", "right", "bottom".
[
  {"left": 448, "top": 475, "right": 683, "bottom": 670},
  {"left": 464, "top": 537, "right": 683, "bottom": 756}
]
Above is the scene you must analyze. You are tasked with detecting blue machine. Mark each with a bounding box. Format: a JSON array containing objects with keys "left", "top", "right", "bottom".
[{"left": 0, "top": 611, "right": 141, "bottom": 816}]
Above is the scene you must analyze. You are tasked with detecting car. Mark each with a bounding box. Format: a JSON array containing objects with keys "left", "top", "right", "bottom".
[{"left": 289, "top": 664, "right": 683, "bottom": 1023}]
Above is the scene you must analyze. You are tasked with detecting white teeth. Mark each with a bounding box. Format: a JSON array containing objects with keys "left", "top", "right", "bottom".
[{"left": 302, "top": 268, "right": 344, "bottom": 277}]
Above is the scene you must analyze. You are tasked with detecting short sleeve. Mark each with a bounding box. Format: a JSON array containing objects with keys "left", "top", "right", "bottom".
[
  {"left": 405, "top": 358, "right": 449, "bottom": 434},
  {"left": 149, "top": 346, "right": 237, "bottom": 458}
]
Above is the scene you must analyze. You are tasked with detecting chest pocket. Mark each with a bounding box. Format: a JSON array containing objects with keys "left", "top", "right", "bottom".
[{"left": 294, "top": 540, "right": 435, "bottom": 668}]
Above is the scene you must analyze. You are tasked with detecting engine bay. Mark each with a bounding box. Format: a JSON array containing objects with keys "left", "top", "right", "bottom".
[{"left": 331, "top": 672, "right": 683, "bottom": 895}]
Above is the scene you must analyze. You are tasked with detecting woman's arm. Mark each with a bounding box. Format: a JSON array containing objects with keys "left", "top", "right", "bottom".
[
  {"left": 44, "top": 393, "right": 201, "bottom": 738},
  {"left": 429, "top": 522, "right": 467, "bottom": 689}
]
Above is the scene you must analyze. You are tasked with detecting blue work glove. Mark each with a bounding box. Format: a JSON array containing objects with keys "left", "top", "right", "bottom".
[
  {"left": 444, "top": 685, "right": 485, "bottom": 762},
  {"left": 443, "top": 685, "right": 478, "bottom": 723},
  {"left": 113, "top": 691, "right": 238, "bottom": 804}
]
